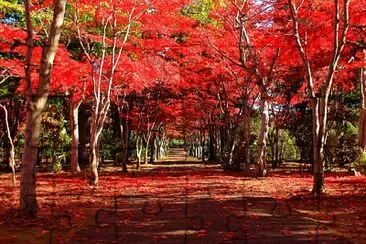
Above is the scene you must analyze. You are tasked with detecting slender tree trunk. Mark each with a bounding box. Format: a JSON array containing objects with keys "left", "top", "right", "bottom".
[
  {"left": 89, "top": 107, "right": 106, "bottom": 185},
  {"left": 208, "top": 116, "right": 217, "bottom": 161},
  {"left": 201, "top": 137, "right": 205, "bottom": 162},
  {"left": 150, "top": 134, "right": 156, "bottom": 163},
  {"left": 274, "top": 129, "right": 278, "bottom": 165},
  {"left": 359, "top": 67, "right": 366, "bottom": 148},
  {"left": 89, "top": 133, "right": 99, "bottom": 185},
  {"left": 208, "top": 133, "right": 216, "bottom": 161},
  {"left": 119, "top": 118, "right": 129, "bottom": 173},
  {"left": 118, "top": 97, "right": 132, "bottom": 173},
  {"left": 256, "top": 89, "right": 269, "bottom": 177},
  {"left": 153, "top": 136, "right": 159, "bottom": 162},
  {"left": 89, "top": 94, "right": 110, "bottom": 185},
  {"left": 3, "top": 100, "right": 21, "bottom": 168},
  {"left": 312, "top": 95, "right": 328, "bottom": 195},
  {"left": 20, "top": 0, "right": 66, "bottom": 217},
  {"left": 160, "top": 135, "right": 165, "bottom": 158},
  {"left": 156, "top": 137, "right": 160, "bottom": 160},
  {"left": 78, "top": 106, "right": 88, "bottom": 165},
  {"left": 220, "top": 126, "right": 226, "bottom": 155},
  {"left": 70, "top": 100, "right": 82, "bottom": 173},
  {"left": 143, "top": 121, "right": 154, "bottom": 164},
  {"left": 0, "top": 104, "right": 16, "bottom": 185},
  {"left": 243, "top": 100, "right": 251, "bottom": 171},
  {"left": 196, "top": 143, "right": 200, "bottom": 159},
  {"left": 272, "top": 128, "right": 280, "bottom": 168},
  {"left": 197, "top": 142, "right": 200, "bottom": 158},
  {"left": 136, "top": 136, "right": 142, "bottom": 169},
  {"left": 144, "top": 138, "right": 149, "bottom": 164},
  {"left": 279, "top": 133, "right": 285, "bottom": 162}
]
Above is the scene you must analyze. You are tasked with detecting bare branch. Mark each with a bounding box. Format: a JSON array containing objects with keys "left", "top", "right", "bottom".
[
  {"left": 0, "top": 75, "right": 10, "bottom": 86},
  {"left": 201, "top": 27, "right": 242, "bottom": 67},
  {"left": 288, "top": 0, "right": 315, "bottom": 96},
  {"left": 24, "top": 0, "right": 34, "bottom": 102},
  {"left": 324, "top": 0, "right": 351, "bottom": 93},
  {"left": 74, "top": 7, "right": 92, "bottom": 62}
]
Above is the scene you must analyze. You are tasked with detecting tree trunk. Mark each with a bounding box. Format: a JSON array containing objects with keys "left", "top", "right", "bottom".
[
  {"left": 275, "top": 128, "right": 280, "bottom": 166},
  {"left": 312, "top": 96, "right": 328, "bottom": 195},
  {"left": 155, "top": 137, "right": 161, "bottom": 160},
  {"left": 150, "top": 134, "right": 156, "bottom": 163},
  {"left": 220, "top": 126, "right": 226, "bottom": 156},
  {"left": 136, "top": 136, "right": 142, "bottom": 169},
  {"left": 20, "top": 110, "right": 39, "bottom": 216},
  {"left": 89, "top": 133, "right": 99, "bottom": 185},
  {"left": 201, "top": 139, "right": 205, "bottom": 162},
  {"left": 3, "top": 99, "right": 21, "bottom": 168},
  {"left": 144, "top": 137, "right": 149, "bottom": 164},
  {"left": 154, "top": 136, "right": 158, "bottom": 162},
  {"left": 359, "top": 67, "right": 366, "bottom": 148},
  {"left": 243, "top": 101, "right": 251, "bottom": 171},
  {"left": 70, "top": 100, "right": 82, "bottom": 173},
  {"left": 270, "top": 127, "right": 280, "bottom": 168},
  {"left": 89, "top": 95, "right": 110, "bottom": 185},
  {"left": 208, "top": 131, "right": 217, "bottom": 161},
  {"left": 20, "top": 0, "right": 66, "bottom": 217},
  {"left": 119, "top": 118, "right": 129, "bottom": 173},
  {"left": 159, "top": 139, "right": 165, "bottom": 158},
  {"left": 208, "top": 114, "right": 218, "bottom": 162},
  {"left": 118, "top": 97, "right": 132, "bottom": 173},
  {"left": 89, "top": 108, "right": 105, "bottom": 185},
  {"left": 256, "top": 90, "right": 269, "bottom": 177},
  {"left": 0, "top": 104, "right": 16, "bottom": 185},
  {"left": 78, "top": 105, "right": 89, "bottom": 166}
]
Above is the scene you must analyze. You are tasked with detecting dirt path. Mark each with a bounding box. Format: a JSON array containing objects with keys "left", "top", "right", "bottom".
[
  {"left": 161, "top": 148, "right": 192, "bottom": 161},
  {"left": 157, "top": 148, "right": 202, "bottom": 164},
  {"left": 0, "top": 150, "right": 365, "bottom": 243}
]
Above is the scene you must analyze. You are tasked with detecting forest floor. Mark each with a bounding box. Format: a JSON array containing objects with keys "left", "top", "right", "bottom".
[{"left": 0, "top": 148, "right": 366, "bottom": 243}]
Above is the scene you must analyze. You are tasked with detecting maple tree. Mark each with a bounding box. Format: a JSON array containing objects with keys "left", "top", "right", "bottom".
[
  {"left": 198, "top": 0, "right": 286, "bottom": 175},
  {"left": 0, "top": 0, "right": 366, "bottom": 224},
  {"left": 17, "top": 0, "right": 67, "bottom": 216},
  {"left": 283, "top": 0, "right": 352, "bottom": 194},
  {"left": 0, "top": 13, "right": 86, "bottom": 213},
  {"left": 70, "top": 0, "right": 153, "bottom": 183}
]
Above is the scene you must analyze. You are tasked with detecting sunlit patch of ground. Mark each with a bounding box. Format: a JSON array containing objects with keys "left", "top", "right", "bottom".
[{"left": 0, "top": 149, "right": 365, "bottom": 243}]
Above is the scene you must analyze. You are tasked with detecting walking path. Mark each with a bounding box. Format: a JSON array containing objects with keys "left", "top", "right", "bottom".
[
  {"left": 159, "top": 148, "right": 200, "bottom": 163},
  {"left": 0, "top": 148, "right": 365, "bottom": 243}
]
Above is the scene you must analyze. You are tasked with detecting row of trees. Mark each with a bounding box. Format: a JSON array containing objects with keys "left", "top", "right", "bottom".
[{"left": 0, "top": 0, "right": 365, "bottom": 217}]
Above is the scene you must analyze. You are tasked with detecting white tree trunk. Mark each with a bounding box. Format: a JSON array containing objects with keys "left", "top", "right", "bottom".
[
  {"left": 256, "top": 89, "right": 269, "bottom": 177},
  {"left": 312, "top": 96, "right": 328, "bottom": 194},
  {"left": 89, "top": 119, "right": 103, "bottom": 185},
  {"left": 359, "top": 67, "right": 366, "bottom": 148},
  {"left": 136, "top": 136, "right": 142, "bottom": 169},
  {"left": 144, "top": 138, "right": 149, "bottom": 164},
  {"left": 70, "top": 100, "right": 82, "bottom": 173},
  {"left": 0, "top": 104, "right": 16, "bottom": 185}
]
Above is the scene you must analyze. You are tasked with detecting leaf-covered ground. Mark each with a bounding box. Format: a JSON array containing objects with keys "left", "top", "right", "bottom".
[{"left": 0, "top": 149, "right": 365, "bottom": 243}]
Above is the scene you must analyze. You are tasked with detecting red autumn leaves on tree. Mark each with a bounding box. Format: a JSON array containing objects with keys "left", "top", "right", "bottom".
[{"left": 0, "top": 0, "right": 365, "bottom": 219}]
